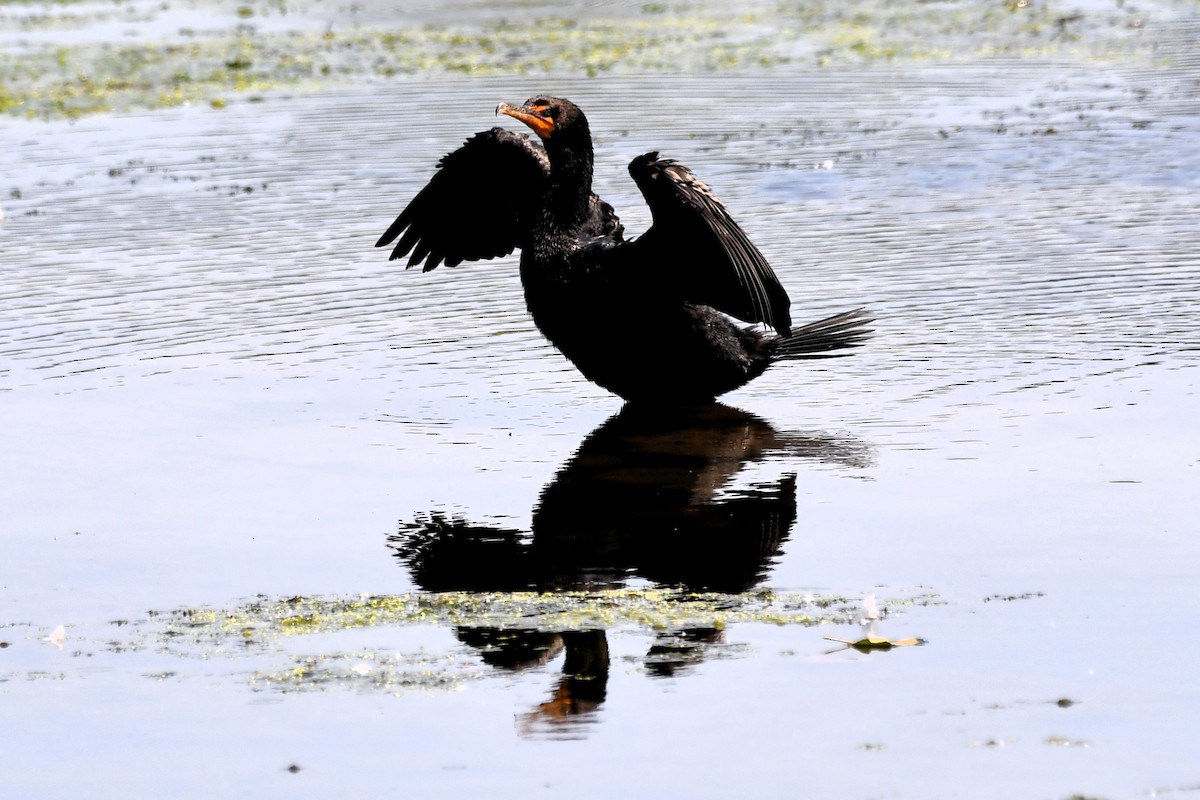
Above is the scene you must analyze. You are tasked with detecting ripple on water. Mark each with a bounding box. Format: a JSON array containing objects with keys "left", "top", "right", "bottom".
[{"left": 1, "top": 67, "right": 1197, "bottom": 415}]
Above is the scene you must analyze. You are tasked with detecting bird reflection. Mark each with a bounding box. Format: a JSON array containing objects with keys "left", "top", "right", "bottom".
[
  {"left": 394, "top": 403, "right": 869, "bottom": 593},
  {"left": 388, "top": 403, "right": 871, "bottom": 734}
]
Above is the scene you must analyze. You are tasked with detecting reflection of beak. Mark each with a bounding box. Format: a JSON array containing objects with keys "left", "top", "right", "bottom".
[{"left": 497, "top": 102, "right": 555, "bottom": 139}]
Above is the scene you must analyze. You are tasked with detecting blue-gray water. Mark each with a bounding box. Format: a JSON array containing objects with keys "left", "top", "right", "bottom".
[{"left": 3, "top": 4, "right": 1200, "bottom": 798}]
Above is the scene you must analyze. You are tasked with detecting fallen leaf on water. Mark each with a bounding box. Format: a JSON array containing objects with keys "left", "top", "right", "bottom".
[
  {"left": 824, "top": 633, "right": 925, "bottom": 651},
  {"left": 824, "top": 594, "right": 925, "bottom": 652}
]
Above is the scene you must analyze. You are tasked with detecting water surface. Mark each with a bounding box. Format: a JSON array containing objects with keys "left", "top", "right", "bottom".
[{"left": 2, "top": 6, "right": 1200, "bottom": 798}]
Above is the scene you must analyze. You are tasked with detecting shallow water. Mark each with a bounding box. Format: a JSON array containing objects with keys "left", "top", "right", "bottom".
[{"left": 3, "top": 4, "right": 1200, "bottom": 798}]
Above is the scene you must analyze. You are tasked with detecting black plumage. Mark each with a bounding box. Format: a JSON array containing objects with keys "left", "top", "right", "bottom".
[{"left": 376, "top": 95, "right": 871, "bottom": 404}]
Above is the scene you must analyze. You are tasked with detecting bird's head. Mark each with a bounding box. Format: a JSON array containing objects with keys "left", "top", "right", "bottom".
[{"left": 496, "top": 96, "right": 589, "bottom": 146}]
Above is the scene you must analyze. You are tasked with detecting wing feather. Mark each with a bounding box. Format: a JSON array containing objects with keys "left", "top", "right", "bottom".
[
  {"left": 624, "top": 152, "right": 793, "bottom": 335},
  {"left": 376, "top": 128, "right": 550, "bottom": 272}
]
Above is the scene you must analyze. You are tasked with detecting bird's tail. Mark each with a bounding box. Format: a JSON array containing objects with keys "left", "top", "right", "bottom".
[{"left": 773, "top": 308, "right": 873, "bottom": 361}]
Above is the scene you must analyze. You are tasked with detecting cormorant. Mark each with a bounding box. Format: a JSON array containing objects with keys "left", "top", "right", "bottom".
[{"left": 376, "top": 95, "right": 871, "bottom": 404}]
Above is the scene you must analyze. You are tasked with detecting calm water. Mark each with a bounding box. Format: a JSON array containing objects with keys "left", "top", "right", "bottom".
[{"left": 3, "top": 10, "right": 1200, "bottom": 799}]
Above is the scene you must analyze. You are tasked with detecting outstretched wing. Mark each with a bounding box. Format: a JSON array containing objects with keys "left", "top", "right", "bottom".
[
  {"left": 624, "top": 152, "right": 793, "bottom": 335},
  {"left": 376, "top": 128, "right": 549, "bottom": 272}
]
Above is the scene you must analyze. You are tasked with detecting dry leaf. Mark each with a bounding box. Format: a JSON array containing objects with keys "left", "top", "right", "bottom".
[{"left": 824, "top": 633, "right": 925, "bottom": 652}]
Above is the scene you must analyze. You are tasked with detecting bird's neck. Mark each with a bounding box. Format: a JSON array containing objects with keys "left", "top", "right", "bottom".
[{"left": 544, "top": 143, "right": 594, "bottom": 230}]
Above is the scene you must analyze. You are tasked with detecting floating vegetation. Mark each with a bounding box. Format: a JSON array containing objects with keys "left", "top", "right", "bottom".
[
  {"left": 823, "top": 593, "right": 926, "bottom": 653},
  {"left": 1045, "top": 735, "right": 1092, "bottom": 748},
  {"left": 188, "top": 588, "right": 934, "bottom": 693},
  {"left": 250, "top": 650, "right": 485, "bottom": 695},
  {"left": 0, "top": 0, "right": 1173, "bottom": 119},
  {"left": 158, "top": 588, "right": 877, "bottom": 649},
  {"left": 823, "top": 632, "right": 925, "bottom": 652},
  {"left": 2, "top": 588, "right": 937, "bottom": 695}
]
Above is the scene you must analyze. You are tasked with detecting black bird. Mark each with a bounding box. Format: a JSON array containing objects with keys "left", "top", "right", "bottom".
[{"left": 376, "top": 95, "right": 871, "bottom": 404}]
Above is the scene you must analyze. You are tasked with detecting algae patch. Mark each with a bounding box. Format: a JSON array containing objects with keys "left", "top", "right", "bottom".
[
  {"left": 2, "top": 588, "right": 937, "bottom": 696},
  {"left": 0, "top": 0, "right": 1169, "bottom": 120},
  {"left": 184, "top": 588, "right": 930, "bottom": 694},
  {"left": 161, "top": 588, "right": 872, "bottom": 647}
]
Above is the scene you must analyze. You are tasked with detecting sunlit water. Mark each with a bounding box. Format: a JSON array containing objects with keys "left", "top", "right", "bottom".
[{"left": 3, "top": 33, "right": 1200, "bottom": 800}]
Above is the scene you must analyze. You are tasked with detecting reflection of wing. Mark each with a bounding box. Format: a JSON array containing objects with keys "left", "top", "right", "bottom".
[
  {"left": 390, "top": 513, "right": 535, "bottom": 592},
  {"left": 623, "top": 152, "right": 794, "bottom": 335},
  {"left": 375, "top": 128, "right": 549, "bottom": 272}
]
